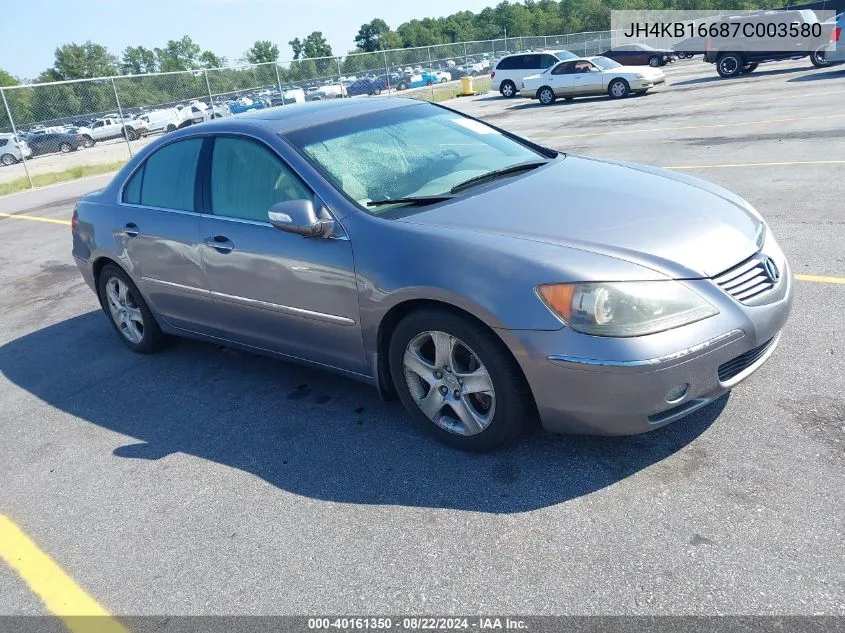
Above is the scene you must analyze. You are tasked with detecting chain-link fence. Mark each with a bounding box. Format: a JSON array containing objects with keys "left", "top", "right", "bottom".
[{"left": 0, "top": 27, "right": 711, "bottom": 192}]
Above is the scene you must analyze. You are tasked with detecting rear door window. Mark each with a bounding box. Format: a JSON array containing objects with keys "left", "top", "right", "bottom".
[{"left": 123, "top": 138, "right": 202, "bottom": 210}]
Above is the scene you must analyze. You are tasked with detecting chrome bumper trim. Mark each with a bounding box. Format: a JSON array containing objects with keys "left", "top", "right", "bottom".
[{"left": 548, "top": 329, "right": 743, "bottom": 368}]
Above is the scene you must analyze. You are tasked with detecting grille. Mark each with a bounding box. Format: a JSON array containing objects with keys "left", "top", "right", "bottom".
[
  {"left": 713, "top": 256, "right": 774, "bottom": 303},
  {"left": 718, "top": 337, "right": 775, "bottom": 382}
]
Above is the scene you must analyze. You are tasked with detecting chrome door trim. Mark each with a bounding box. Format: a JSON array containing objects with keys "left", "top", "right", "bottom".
[
  {"left": 208, "top": 289, "right": 356, "bottom": 326},
  {"left": 548, "top": 329, "right": 743, "bottom": 368},
  {"left": 141, "top": 276, "right": 356, "bottom": 326}
]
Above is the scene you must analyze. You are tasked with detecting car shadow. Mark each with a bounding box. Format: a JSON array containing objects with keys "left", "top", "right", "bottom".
[
  {"left": 671, "top": 66, "right": 812, "bottom": 87},
  {"left": 0, "top": 311, "right": 728, "bottom": 514},
  {"left": 787, "top": 66, "right": 845, "bottom": 81}
]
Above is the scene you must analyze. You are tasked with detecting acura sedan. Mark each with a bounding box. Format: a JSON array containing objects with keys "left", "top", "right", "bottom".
[
  {"left": 72, "top": 99, "right": 792, "bottom": 451},
  {"left": 523, "top": 57, "right": 666, "bottom": 104}
]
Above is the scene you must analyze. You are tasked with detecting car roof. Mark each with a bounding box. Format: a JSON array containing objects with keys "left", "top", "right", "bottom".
[{"left": 202, "top": 97, "right": 421, "bottom": 134}]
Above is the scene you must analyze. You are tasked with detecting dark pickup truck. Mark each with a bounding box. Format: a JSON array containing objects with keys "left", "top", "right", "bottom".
[{"left": 703, "top": 9, "right": 833, "bottom": 77}]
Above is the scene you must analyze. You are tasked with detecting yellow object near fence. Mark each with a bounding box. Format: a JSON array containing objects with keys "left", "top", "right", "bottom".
[{"left": 460, "top": 76, "right": 475, "bottom": 95}]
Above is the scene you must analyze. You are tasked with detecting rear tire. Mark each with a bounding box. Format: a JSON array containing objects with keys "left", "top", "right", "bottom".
[
  {"left": 716, "top": 52, "right": 744, "bottom": 78},
  {"left": 60, "top": 143, "right": 72, "bottom": 153},
  {"left": 123, "top": 127, "right": 138, "bottom": 141},
  {"left": 82, "top": 135, "right": 94, "bottom": 148},
  {"left": 499, "top": 80, "right": 517, "bottom": 98},
  {"left": 97, "top": 264, "right": 167, "bottom": 354},
  {"left": 537, "top": 86, "right": 556, "bottom": 105},
  {"left": 388, "top": 309, "right": 531, "bottom": 452},
  {"left": 1, "top": 153, "right": 17, "bottom": 166},
  {"left": 648, "top": 55, "right": 661, "bottom": 67},
  {"left": 608, "top": 78, "right": 630, "bottom": 99},
  {"left": 166, "top": 124, "right": 177, "bottom": 132},
  {"left": 811, "top": 46, "right": 830, "bottom": 68}
]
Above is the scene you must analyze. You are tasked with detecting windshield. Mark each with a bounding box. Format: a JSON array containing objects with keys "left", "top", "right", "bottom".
[
  {"left": 591, "top": 56, "right": 621, "bottom": 70},
  {"left": 285, "top": 104, "right": 549, "bottom": 213}
]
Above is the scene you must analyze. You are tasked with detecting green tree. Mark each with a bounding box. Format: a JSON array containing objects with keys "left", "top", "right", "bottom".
[
  {"left": 199, "top": 50, "right": 226, "bottom": 69},
  {"left": 245, "top": 40, "right": 280, "bottom": 64},
  {"left": 155, "top": 36, "right": 202, "bottom": 71},
  {"left": 0, "top": 69, "right": 17, "bottom": 87},
  {"left": 354, "top": 19, "right": 402, "bottom": 52},
  {"left": 43, "top": 41, "right": 118, "bottom": 81},
  {"left": 302, "top": 31, "right": 333, "bottom": 59},
  {"left": 121, "top": 46, "right": 158, "bottom": 75}
]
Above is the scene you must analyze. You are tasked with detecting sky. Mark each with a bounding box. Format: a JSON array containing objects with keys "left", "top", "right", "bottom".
[{"left": 5, "top": 0, "right": 499, "bottom": 80}]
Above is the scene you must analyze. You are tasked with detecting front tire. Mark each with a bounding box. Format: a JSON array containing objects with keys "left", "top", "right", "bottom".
[
  {"left": 82, "top": 135, "right": 94, "bottom": 148},
  {"left": 1, "top": 153, "right": 17, "bottom": 166},
  {"left": 166, "top": 124, "right": 177, "bottom": 132},
  {"left": 716, "top": 52, "right": 744, "bottom": 78},
  {"left": 388, "top": 309, "right": 530, "bottom": 451},
  {"left": 60, "top": 142, "right": 72, "bottom": 153},
  {"left": 123, "top": 127, "right": 138, "bottom": 141},
  {"left": 648, "top": 55, "right": 661, "bottom": 67},
  {"left": 608, "top": 78, "right": 630, "bottom": 98},
  {"left": 537, "top": 86, "right": 556, "bottom": 105},
  {"left": 499, "top": 80, "right": 517, "bottom": 98},
  {"left": 97, "top": 264, "right": 167, "bottom": 354}
]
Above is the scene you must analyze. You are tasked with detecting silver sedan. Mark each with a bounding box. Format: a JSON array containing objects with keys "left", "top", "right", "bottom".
[{"left": 72, "top": 98, "right": 792, "bottom": 451}]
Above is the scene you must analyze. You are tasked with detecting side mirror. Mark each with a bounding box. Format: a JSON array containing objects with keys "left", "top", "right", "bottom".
[{"left": 267, "top": 199, "right": 334, "bottom": 238}]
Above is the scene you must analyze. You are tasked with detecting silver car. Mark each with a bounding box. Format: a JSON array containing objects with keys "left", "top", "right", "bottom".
[{"left": 72, "top": 99, "right": 792, "bottom": 451}]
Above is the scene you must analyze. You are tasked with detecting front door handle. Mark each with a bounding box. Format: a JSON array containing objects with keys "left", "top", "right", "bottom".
[
  {"left": 121, "top": 222, "right": 139, "bottom": 237},
  {"left": 203, "top": 235, "right": 234, "bottom": 253}
]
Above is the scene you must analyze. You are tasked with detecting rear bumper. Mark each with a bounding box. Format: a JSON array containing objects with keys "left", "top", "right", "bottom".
[{"left": 504, "top": 261, "right": 793, "bottom": 436}]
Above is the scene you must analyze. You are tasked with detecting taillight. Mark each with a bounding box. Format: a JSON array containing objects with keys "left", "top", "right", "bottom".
[
  {"left": 490, "top": 71, "right": 495, "bottom": 78},
  {"left": 832, "top": 27, "right": 841, "bottom": 43},
  {"left": 71, "top": 207, "right": 78, "bottom": 233}
]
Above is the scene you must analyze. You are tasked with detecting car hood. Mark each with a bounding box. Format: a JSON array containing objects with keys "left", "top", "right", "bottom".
[{"left": 402, "top": 155, "right": 762, "bottom": 279}]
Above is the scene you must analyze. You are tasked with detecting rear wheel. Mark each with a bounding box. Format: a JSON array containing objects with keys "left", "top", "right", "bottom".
[
  {"left": 811, "top": 46, "right": 830, "bottom": 68},
  {"left": 608, "top": 78, "right": 630, "bottom": 98},
  {"left": 716, "top": 53, "right": 743, "bottom": 78},
  {"left": 123, "top": 127, "right": 138, "bottom": 141},
  {"left": 499, "top": 80, "right": 517, "bottom": 98},
  {"left": 389, "top": 309, "right": 531, "bottom": 451},
  {"left": 440, "top": 77, "right": 448, "bottom": 83},
  {"left": 59, "top": 142, "right": 72, "bottom": 153},
  {"left": 166, "top": 124, "right": 177, "bottom": 132},
  {"left": 648, "top": 55, "right": 661, "bottom": 67},
  {"left": 97, "top": 264, "right": 167, "bottom": 354},
  {"left": 538, "top": 86, "right": 556, "bottom": 105},
  {"left": 81, "top": 135, "right": 94, "bottom": 148},
  {"left": 1, "top": 153, "right": 17, "bottom": 166}
]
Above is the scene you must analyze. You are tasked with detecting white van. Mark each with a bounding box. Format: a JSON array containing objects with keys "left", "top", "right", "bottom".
[
  {"left": 491, "top": 50, "right": 577, "bottom": 97},
  {"left": 138, "top": 108, "right": 182, "bottom": 134}
]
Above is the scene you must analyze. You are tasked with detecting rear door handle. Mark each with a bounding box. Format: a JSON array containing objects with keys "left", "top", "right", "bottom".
[
  {"left": 203, "top": 235, "right": 234, "bottom": 253},
  {"left": 121, "top": 222, "right": 139, "bottom": 237}
]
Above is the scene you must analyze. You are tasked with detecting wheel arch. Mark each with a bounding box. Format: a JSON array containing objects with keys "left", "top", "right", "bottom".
[{"left": 372, "top": 297, "right": 533, "bottom": 407}]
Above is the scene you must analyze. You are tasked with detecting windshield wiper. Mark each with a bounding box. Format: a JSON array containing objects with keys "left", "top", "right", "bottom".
[
  {"left": 367, "top": 195, "right": 454, "bottom": 208},
  {"left": 449, "top": 160, "right": 549, "bottom": 194}
]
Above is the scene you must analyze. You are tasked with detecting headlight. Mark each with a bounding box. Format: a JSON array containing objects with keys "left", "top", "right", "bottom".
[
  {"left": 536, "top": 281, "right": 718, "bottom": 337},
  {"left": 635, "top": 73, "right": 646, "bottom": 78}
]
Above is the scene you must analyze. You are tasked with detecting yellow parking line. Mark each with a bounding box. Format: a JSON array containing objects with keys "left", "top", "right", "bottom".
[
  {"left": 0, "top": 515, "right": 129, "bottom": 633},
  {"left": 556, "top": 113, "right": 845, "bottom": 139},
  {"left": 667, "top": 160, "right": 845, "bottom": 170},
  {"left": 795, "top": 273, "right": 845, "bottom": 284},
  {"left": 0, "top": 212, "right": 70, "bottom": 225}
]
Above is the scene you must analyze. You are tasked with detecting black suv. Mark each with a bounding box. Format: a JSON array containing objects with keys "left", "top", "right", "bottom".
[{"left": 704, "top": 9, "right": 830, "bottom": 77}]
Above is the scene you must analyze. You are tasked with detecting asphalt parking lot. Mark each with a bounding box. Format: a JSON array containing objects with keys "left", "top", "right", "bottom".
[{"left": 0, "top": 58, "right": 843, "bottom": 619}]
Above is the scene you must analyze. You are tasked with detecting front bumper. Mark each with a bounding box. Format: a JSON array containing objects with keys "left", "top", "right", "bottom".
[
  {"left": 631, "top": 77, "right": 666, "bottom": 89},
  {"left": 505, "top": 248, "right": 793, "bottom": 436}
]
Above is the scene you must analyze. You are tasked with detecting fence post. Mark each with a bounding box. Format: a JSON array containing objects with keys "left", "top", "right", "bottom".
[
  {"left": 1, "top": 87, "right": 33, "bottom": 189},
  {"left": 335, "top": 57, "right": 344, "bottom": 97},
  {"left": 274, "top": 64, "right": 285, "bottom": 105},
  {"left": 428, "top": 46, "right": 435, "bottom": 100},
  {"left": 382, "top": 49, "right": 392, "bottom": 96},
  {"left": 204, "top": 70, "right": 213, "bottom": 107},
  {"left": 463, "top": 42, "right": 468, "bottom": 65},
  {"left": 111, "top": 77, "right": 133, "bottom": 158}
]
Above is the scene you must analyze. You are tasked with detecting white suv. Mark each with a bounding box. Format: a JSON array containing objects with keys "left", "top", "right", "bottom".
[
  {"left": 491, "top": 50, "right": 577, "bottom": 98},
  {"left": 0, "top": 134, "right": 32, "bottom": 166}
]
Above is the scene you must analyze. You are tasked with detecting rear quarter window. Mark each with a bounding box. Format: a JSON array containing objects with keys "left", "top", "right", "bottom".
[{"left": 496, "top": 56, "right": 517, "bottom": 70}]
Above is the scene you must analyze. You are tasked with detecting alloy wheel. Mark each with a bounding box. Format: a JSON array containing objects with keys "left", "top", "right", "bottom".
[
  {"left": 105, "top": 277, "right": 145, "bottom": 344},
  {"left": 610, "top": 81, "right": 627, "bottom": 97},
  {"left": 402, "top": 330, "right": 496, "bottom": 436},
  {"left": 539, "top": 88, "right": 554, "bottom": 104}
]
